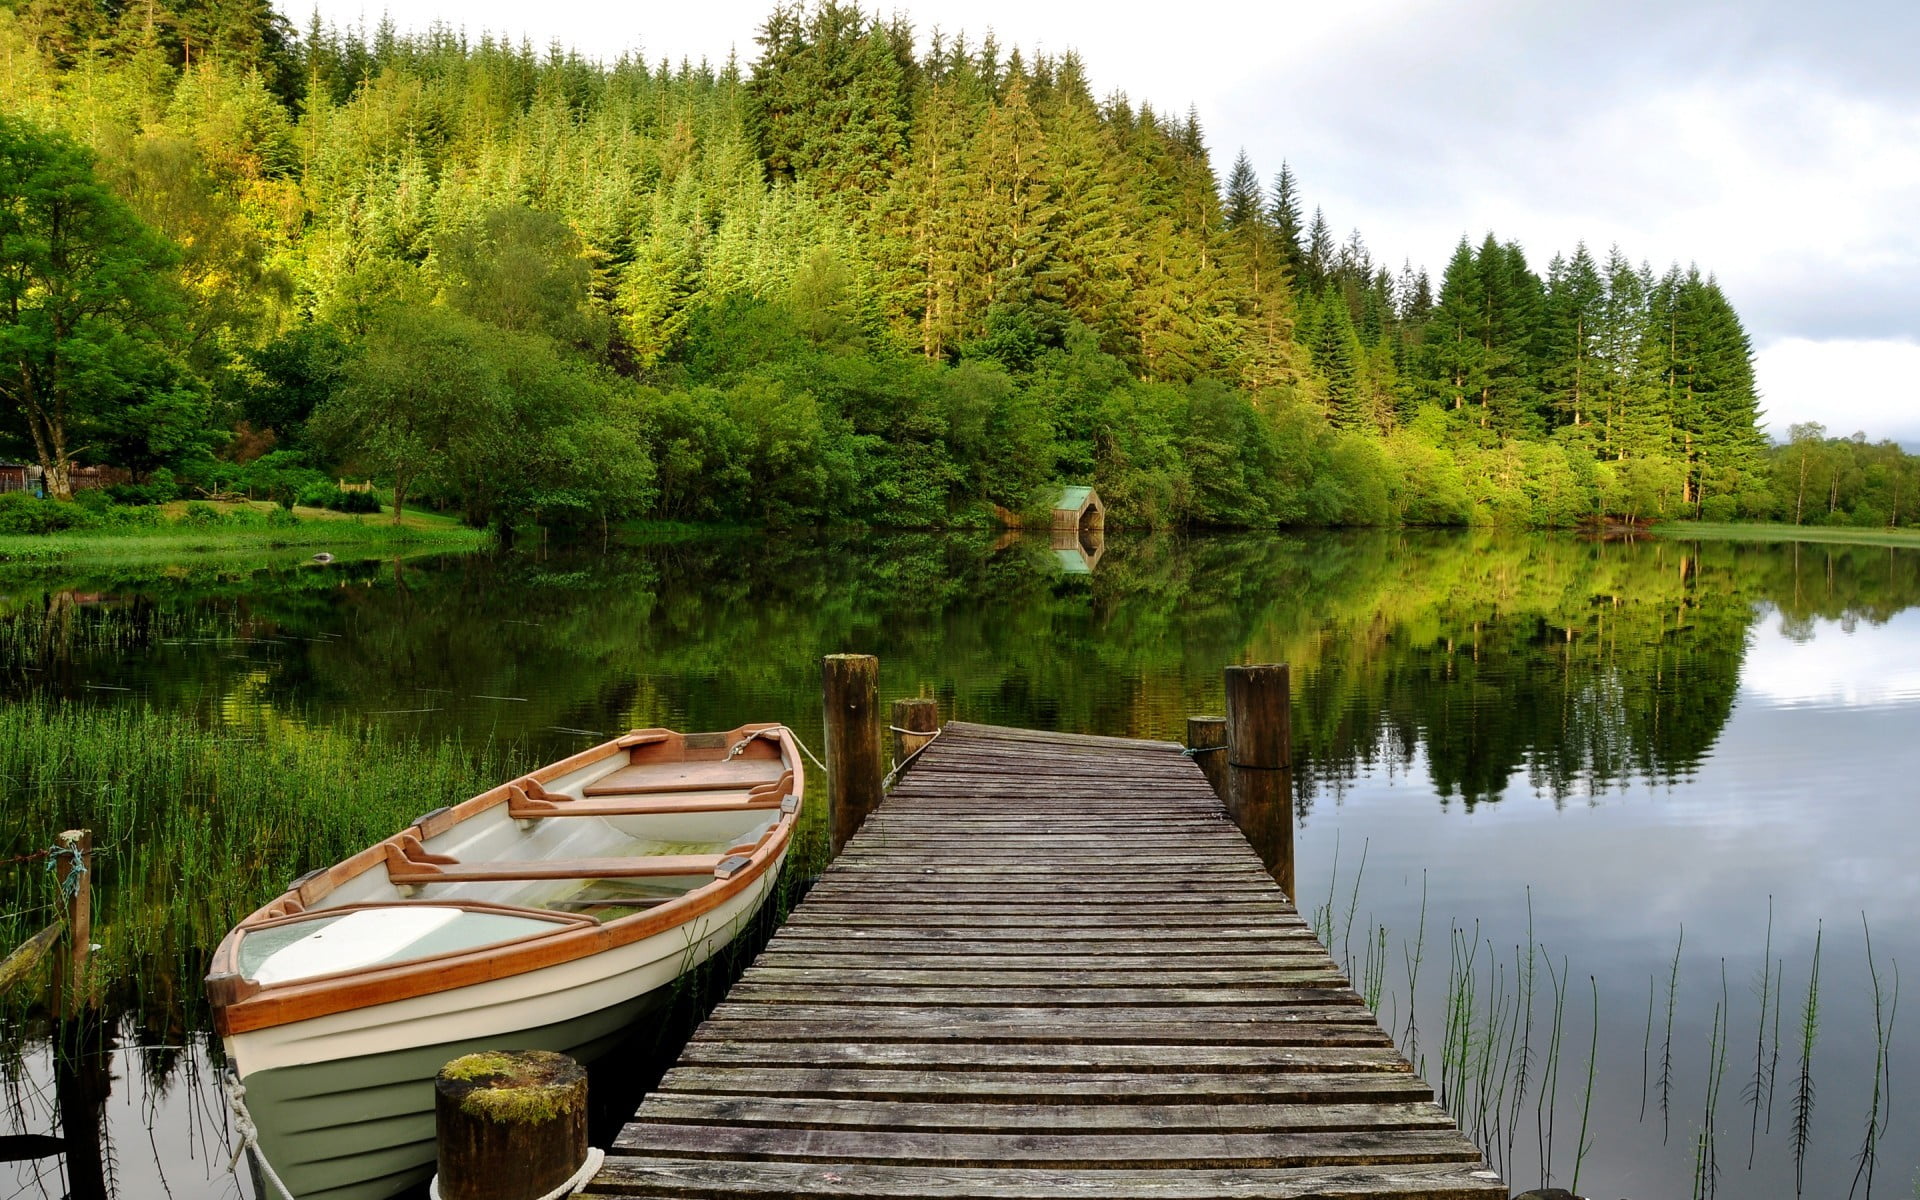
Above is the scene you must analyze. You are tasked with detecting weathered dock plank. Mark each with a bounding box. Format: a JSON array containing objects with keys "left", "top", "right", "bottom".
[{"left": 591, "top": 721, "right": 1505, "bottom": 1199}]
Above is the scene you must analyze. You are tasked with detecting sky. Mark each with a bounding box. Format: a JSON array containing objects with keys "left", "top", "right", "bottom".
[{"left": 300, "top": 0, "right": 1920, "bottom": 447}]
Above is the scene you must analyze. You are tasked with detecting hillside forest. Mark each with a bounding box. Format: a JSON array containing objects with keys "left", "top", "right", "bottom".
[{"left": 0, "top": 0, "right": 1915, "bottom": 531}]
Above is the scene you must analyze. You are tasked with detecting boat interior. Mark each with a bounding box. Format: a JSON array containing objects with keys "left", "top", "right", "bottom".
[{"left": 226, "top": 725, "right": 799, "bottom": 992}]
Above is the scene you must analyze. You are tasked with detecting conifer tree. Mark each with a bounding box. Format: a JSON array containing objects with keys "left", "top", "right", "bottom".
[
  {"left": 1303, "top": 207, "right": 1335, "bottom": 293},
  {"left": 1542, "top": 241, "right": 1602, "bottom": 427},
  {"left": 1423, "top": 238, "right": 1485, "bottom": 415},
  {"left": 1269, "top": 161, "right": 1305, "bottom": 283},
  {"left": 1222, "top": 150, "right": 1262, "bottom": 232},
  {"left": 1312, "top": 288, "right": 1363, "bottom": 429}
]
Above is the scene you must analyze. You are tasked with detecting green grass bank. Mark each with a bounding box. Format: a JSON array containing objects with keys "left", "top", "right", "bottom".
[
  {"left": 0, "top": 499, "right": 486, "bottom": 566},
  {"left": 1655, "top": 520, "right": 1920, "bottom": 550}
]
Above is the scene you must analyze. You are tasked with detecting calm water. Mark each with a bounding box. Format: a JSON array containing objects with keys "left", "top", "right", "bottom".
[{"left": 3, "top": 529, "right": 1918, "bottom": 1198}]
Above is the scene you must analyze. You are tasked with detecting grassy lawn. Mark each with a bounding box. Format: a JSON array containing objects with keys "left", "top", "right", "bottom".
[
  {"left": 1654, "top": 520, "right": 1920, "bottom": 550},
  {"left": 0, "top": 501, "right": 487, "bottom": 565}
]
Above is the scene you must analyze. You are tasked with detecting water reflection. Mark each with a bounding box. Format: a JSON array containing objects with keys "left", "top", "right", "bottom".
[{"left": 3, "top": 529, "right": 1919, "bottom": 1197}]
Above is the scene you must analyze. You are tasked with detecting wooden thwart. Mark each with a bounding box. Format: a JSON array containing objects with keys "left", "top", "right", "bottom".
[{"left": 591, "top": 722, "right": 1502, "bottom": 1199}]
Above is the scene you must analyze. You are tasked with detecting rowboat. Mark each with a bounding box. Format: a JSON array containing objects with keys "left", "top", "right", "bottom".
[{"left": 205, "top": 723, "right": 803, "bottom": 1200}]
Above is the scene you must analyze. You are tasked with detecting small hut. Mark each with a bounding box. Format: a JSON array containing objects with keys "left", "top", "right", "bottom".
[
  {"left": 1051, "top": 486, "right": 1104, "bottom": 534},
  {"left": 1050, "top": 487, "right": 1106, "bottom": 574}
]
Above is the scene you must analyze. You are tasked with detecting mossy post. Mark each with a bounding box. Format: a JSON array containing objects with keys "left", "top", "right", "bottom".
[
  {"left": 51, "top": 829, "right": 91, "bottom": 1020},
  {"left": 1186, "top": 716, "right": 1229, "bottom": 801},
  {"left": 892, "top": 696, "right": 939, "bottom": 765},
  {"left": 824, "top": 654, "right": 882, "bottom": 855},
  {"left": 1224, "top": 665, "right": 1295, "bottom": 899},
  {"left": 434, "top": 1051, "right": 587, "bottom": 1200}
]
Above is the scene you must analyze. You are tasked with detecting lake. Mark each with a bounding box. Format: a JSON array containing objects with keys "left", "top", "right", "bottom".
[{"left": 3, "top": 529, "right": 1917, "bottom": 1199}]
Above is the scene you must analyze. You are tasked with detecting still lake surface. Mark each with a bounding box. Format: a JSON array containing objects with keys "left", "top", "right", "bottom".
[{"left": 3, "top": 528, "right": 1917, "bottom": 1198}]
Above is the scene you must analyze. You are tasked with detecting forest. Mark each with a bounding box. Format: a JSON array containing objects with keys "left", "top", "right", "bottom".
[{"left": 0, "top": 0, "right": 1915, "bottom": 531}]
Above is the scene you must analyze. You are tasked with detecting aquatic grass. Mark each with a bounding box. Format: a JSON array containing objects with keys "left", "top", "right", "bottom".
[
  {"left": 0, "top": 698, "right": 508, "bottom": 1031},
  {"left": 1794, "top": 923, "right": 1823, "bottom": 1197},
  {"left": 1535, "top": 952, "right": 1568, "bottom": 1186},
  {"left": 1662, "top": 925, "right": 1685, "bottom": 1141},
  {"left": 1748, "top": 897, "right": 1777, "bottom": 1167},
  {"left": 1848, "top": 914, "right": 1898, "bottom": 1200},
  {"left": 1571, "top": 974, "right": 1599, "bottom": 1195},
  {"left": 1400, "top": 871, "right": 1429, "bottom": 1069},
  {"left": 1304, "top": 850, "right": 1906, "bottom": 1199},
  {"left": 1642, "top": 971, "right": 1656, "bottom": 1121}
]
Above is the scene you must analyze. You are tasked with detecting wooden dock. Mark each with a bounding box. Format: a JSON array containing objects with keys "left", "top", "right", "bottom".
[{"left": 585, "top": 721, "right": 1507, "bottom": 1199}]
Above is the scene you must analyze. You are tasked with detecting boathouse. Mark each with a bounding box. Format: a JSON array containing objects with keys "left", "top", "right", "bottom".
[{"left": 1052, "top": 485, "right": 1104, "bottom": 533}]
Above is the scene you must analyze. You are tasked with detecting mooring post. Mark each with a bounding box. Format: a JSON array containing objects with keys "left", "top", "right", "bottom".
[
  {"left": 824, "top": 654, "right": 883, "bottom": 855},
  {"left": 892, "top": 697, "right": 939, "bottom": 766},
  {"left": 51, "top": 829, "right": 91, "bottom": 1020},
  {"left": 435, "top": 1050, "right": 589, "bottom": 1200},
  {"left": 1186, "top": 716, "right": 1229, "bottom": 801},
  {"left": 1224, "top": 665, "right": 1295, "bottom": 899}
]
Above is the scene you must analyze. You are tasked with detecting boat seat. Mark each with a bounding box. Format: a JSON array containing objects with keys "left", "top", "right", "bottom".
[
  {"left": 508, "top": 774, "right": 792, "bottom": 819},
  {"left": 381, "top": 834, "right": 728, "bottom": 886},
  {"left": 583, "top": 757, "right": 786, "bottom": 796}
]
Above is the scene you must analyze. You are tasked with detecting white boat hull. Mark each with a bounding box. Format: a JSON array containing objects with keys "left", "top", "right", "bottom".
[{"left": 225, "top": 851, "right": 785, "bottom": 1200}]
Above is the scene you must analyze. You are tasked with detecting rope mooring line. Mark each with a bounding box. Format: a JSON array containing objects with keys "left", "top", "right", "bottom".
[
  {"left": 429, "top": 1148, "right": 606, "bottom": 1200},
  {"left": 1180, "top": 744, "right": 1227, "bottom": 757},
  {"left": 221, "top": 1070, "right": 297, "bottom": 1200},
  {"left": 43, "top": 845, "right": 86, "bottom": 899},
  {"left": 724, "top": 726, "right": 828, "bottom": 774},
  {"left": 883, "top": 724, "right": 945, "bottom": 791}
]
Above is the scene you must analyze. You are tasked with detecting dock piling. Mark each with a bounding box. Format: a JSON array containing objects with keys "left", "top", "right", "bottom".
[
  {"left": 1224, "top": 664, "right": 1296, "bottom": 899},
  {"left": 1185, "top": 715, "right": 1229, "bottom": 800},
  {"left": 823, "top": 654, "right": 883, "bottom": 854},
  {"left": 891, "top": 697, "right": 939, "bottom": 765},
  {"left": 434, "top": 1050, "right": 589, "bottom": 1200}
]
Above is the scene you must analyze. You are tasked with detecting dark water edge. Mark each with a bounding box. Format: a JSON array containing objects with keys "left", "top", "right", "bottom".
[{"left": 3, "top": 528, "right": 1918, "bottom": 1198}]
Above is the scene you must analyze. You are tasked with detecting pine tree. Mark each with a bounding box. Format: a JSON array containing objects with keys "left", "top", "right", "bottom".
[
  {"left": 1423, "top": 237, "right": 1485, "bottom": 415},
  {"left": 1222, "top": 150, "right": 1262, "bottom": 232},
  {"left": 1312, "top": 287, "right": 1363, "bottom": 429},
  {"left": 1268, "top": 161, "right": 1305, "bottom": 283},
  {"left": 1303, "top": 207, "right": 1334, "bottom": 293},
  {"left": 1542, "top": 241, "right": 1602, "bottom": 428}
]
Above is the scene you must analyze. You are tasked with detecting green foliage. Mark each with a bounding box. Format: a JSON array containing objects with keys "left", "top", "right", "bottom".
[
  {"left": 2, "top": 2, "right": 1899, "bottom": 533},
  {"left": 0, "top": 492, "right": 96, "bottom": 533},
  {"left": 0, "top": 113, "right": 203, "bottom": 498}
]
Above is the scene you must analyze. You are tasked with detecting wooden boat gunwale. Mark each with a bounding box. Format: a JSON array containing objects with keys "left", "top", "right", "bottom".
[{"left": 207, "top": 723, "right": 802, "bottom": 1038}]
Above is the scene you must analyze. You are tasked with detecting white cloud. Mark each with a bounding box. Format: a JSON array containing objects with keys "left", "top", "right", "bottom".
[{"left": 1753, "top": 337, "right": 1920, "bottom": 446}]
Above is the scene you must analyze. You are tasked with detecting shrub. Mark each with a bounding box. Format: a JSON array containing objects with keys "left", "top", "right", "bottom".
[
  {"left": 107, "top": 468, "right": 180, "bottom": 506},
  {"left": 299, "top": 483, "right": 380, "bottom": 514},
  {"left": 101, "top": 504, "right": 162, "bottom": 528},
  {"left": 0, "top": 493, "right": 99, "bottom": 533},
  {"left": 180, "top": 502, "right": 225, "bottom": 527},
  {"left": 1699, "top": 494, "right": 1738, "bottom": 523}
]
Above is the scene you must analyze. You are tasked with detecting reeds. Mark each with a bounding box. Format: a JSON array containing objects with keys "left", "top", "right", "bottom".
[
  {"left": 1307, "top": 850, "right": 1902, "bottom": 1200},
  {"left": 1848, "top": 913, "right": 1898, "bottom": 1200},
  {"left": 0, "top": 697, "right": 506, "bottom": 1030},
  {"left": 1794, "top": 923, "right": 1822, "bottom": 1197}
]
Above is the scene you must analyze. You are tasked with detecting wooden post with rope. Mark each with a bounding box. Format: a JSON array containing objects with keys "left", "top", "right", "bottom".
[
  {"left": 50, "top": 829, "right": 92, "bottom": 1019},
  {"left": 434, "top": 1050, "right": 592, "bottom": 1200},
  {"left": 892, "top": 697, "right": 939, "bottom": 766},
  {"left": 1186, "top": 715, "right": 1229, "bottom": 801}
]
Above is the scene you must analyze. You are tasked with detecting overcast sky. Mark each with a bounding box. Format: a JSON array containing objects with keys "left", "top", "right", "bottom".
[{"left": 301, "top": 0, "right": 1920, "bottom": 446}]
